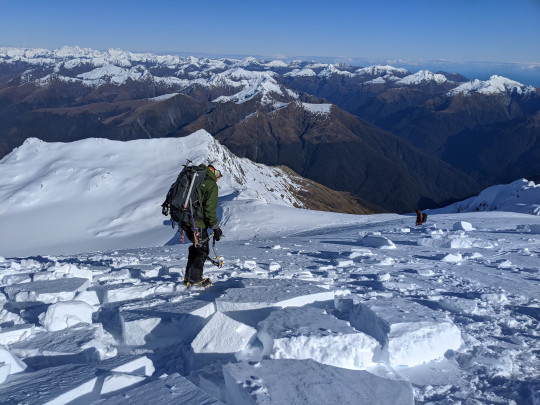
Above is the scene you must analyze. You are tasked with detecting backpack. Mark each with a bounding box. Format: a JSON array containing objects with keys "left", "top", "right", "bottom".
[
  {"left": 164, "top": 165, "right": 208, "bottom": 225},
  {"left": 422, "top": 213, "right": 428, "bottom": 223}
]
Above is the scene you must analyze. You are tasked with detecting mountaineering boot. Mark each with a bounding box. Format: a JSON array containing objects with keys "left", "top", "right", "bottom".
[{"left": 198, "top": 278, "right": 212, "bottom": 287}]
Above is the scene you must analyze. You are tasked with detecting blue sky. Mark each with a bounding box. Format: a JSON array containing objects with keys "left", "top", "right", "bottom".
[{"left": 1, "top": 0, "right": 539, "bottom": 84}]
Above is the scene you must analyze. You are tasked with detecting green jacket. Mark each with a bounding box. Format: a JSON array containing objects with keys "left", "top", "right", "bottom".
[{"left": 195, "top": 165, "right": 219, "bottom": 229}]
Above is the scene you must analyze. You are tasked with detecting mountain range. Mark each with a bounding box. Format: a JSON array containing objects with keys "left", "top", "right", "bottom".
[{"left": 1, "top": 46, "right": 538, "bottom": 213}]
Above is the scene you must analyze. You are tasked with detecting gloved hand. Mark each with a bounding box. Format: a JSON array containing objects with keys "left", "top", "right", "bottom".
[
  {"left": 213, "top": 227, "right": 223, "bottom": 241},
  {"left": 161, "top": 201, "right": 169, "bottom": 216}
]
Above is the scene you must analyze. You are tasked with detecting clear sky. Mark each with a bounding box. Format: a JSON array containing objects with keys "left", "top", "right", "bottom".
[{"left": 1, "top": 0, "right": 539, "bottom": 83}]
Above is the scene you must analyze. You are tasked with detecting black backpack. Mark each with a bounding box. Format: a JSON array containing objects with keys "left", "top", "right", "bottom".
[
  {"left": 422, "top": 213, "right": 428, "bottom": 223},
  {"left": 164, "top": 165, "right": 208, "bottom": 225}
]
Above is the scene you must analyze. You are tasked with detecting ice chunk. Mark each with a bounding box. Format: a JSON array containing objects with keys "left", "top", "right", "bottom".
[
  {"left": 268, "top": 262, "right": 281, "bottom": 271},
  {"left": 48, "top": 263, "right": 94, "bottom": 280},
  {"left": 0, "top": 363, "right": 9, "bottom": 384},
  {"left": 438, "top": 297, "right": 479, "bottom": 316},
  {"left": 39, "top": 300, "right": 94, "bottom": 331},
  {"left": 257, "top": 307, "right": 380, "bottom": 370},
  {"left": 441, "top": 253, "right": 463, "bottom": 263},
  {"left": 120, "top": 299, "right": 215, "bottom": 346},
  {"left": 0, "top": 364, "right": 100, "bottom": 404},
  {"left": 190, "top": 363, "right": 227, "bottom": 402},
  {"left": 10, "top": 323, "right": 117, "bottom": 368},
  {"left": 99, "top": 373, "right": 222, "bottom": 404},
  {"left": 192, "top": 312, "right": 256, "bottom": 354},
  {"left": 4, "top": 278, "right": 90, "bottom": 303},
  {"left": 97, "top": 282, "right": 175, "bottom": 304},
  {"left": 97, "top": 355, "right": 155, "bottom": 376},
  {"left": 453, "top": 221, "right": 475, "bottom": 231},
  {"left": 0, "top": 346, "right": 27, "bottom": 374},
  {"left": 215, "top": 279, "right": 334, "bottom": 312},
  {"left": 358, "top": 233, "right": 396, "bottom": 249},
  {"left": 101, "top": 373, "right": 146, "bottom": 397},
  {"left": 223, "top": 359, "right": 414, "bottom": 405},
  {"left": 75, "top": 289, "right": 101, "bottom": 307},
  {"left": 120, "top": 312, "right": 161, "bottom": 346},
  {"left": 336, "top": 298, "right": 462, "bottom": 367},
  {"left": 0, "top": 324, "right": 35, "bottom": 345},
  {"left": 0, "top": 273, "right": 32, "bottom": 287}
]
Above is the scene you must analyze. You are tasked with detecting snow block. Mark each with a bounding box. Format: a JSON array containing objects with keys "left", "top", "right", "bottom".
[
  {"left": 39, "top": 300, "right": 94, "bottom": 331},
  {"left": 97, "top": 282, "right": 175, "bottom": 304},
  {"left": 223, "top": 359, "right": 414, "bottom": 405},
  {"left": 98, "top": 373, "right": 223, "bottom": 404},
  {"left": 101, "top": 373, "right": 147, "bottom": 397},
  {"left": 9, "top": 323, "right": 117, "bottom": 369},
  {"left": 215, "top": 279, "right": 334, "bottom": 312},
  {"left": 336, "top": 298, "right": 462, "bottom": 367},
  {"left": 0, "top": 363, "right": 9, "bottom": 384},
  {"left": 120, "top": 311, "right": 161, "bottom": 346},
  {"left": 190, "top": 363, "right": 227, "bottom": 402},
  {"left": 358, "top": 233, "right": 396, "bottom": 249},
  {"left": 257, "top": 306, "right": 380, "bottom": 370},
  {"left": 0, "top": 346, "right": 27, "bottom": 374},
  {"left": 453, "top": 221, "right": 475, "bottom": 231},
  {"left": 0, "top": 363, "right": 100, "bottom": 404},
  {"left": 4, "top": 277, "right": 90, "bottom": 303},
  {"left": 0, "top": 324, "right": 35, "bottom": 345},
  {"left": 120, "top": 298, "right": 215, "bottom": 346},
  {"left": 191, "top": 312, "right": 256, "bottom": 354},
  {"left": 96, "top": 355, "right": 155, "bottom": 377},
  {"left": 75, "top": 289, "right": 101, "bottom": 307}
]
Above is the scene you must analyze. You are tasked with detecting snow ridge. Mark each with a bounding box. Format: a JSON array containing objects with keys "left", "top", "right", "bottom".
[
  {"left": 433, "top": 178, "right": 540, "bottom": 215},
  {"left": 0, "top": 131, "right": 309, "bottom": 257}
]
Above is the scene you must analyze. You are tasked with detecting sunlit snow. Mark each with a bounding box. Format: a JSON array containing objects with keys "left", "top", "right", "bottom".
[{"left": 0, "top": 132, "right": 539, "bottom": 404}]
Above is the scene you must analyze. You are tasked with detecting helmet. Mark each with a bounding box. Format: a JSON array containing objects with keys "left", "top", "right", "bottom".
[
  {"left": 208, "top": 161, "right": 223, "bottom": 180},
  {"left": 208, "top": 161, "right": 221, "bottom": 170}
]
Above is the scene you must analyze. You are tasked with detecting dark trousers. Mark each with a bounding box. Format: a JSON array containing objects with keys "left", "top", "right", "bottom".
[{"left": 182, "top": 225, "right": 209, "bottom": 283}]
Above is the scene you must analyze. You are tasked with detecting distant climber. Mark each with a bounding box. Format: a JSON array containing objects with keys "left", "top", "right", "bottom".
[
  {"left": 162, "top": 161, "right": 224, "bottom": 287},
  {"left": 415, "top": 209, "right": 427, "bottom": 225}
]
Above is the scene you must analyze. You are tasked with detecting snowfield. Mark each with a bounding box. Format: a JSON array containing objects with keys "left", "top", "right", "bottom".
[{"left": 0, "top": 134, "right": 539, "bottom": 404}]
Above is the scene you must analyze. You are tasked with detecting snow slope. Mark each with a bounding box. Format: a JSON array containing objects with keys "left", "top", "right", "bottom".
[
  {"left": 0, "top": 131, "right": 376, "bottom": 257},
  {"left": 0, "top": 212, "right": 539, "bottom": 403},
  {"left": 432, "top": 178, "right": 540, "bottom": 216},
  {"left": 0, "top": 135, "right": 539, "bottom": 404}
]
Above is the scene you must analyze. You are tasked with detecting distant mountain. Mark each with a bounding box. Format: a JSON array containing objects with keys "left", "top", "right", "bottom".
[
  {"left": 280, "top": 67, "right": 540, "bottom": 186},
  {"left": 2, "top": 46, "right": 538, "bottom": 212}
]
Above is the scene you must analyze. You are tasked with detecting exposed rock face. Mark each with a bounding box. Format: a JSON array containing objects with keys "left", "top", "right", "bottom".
[{"left": 281, "top": 73, "right": 540, "bottom": 186}]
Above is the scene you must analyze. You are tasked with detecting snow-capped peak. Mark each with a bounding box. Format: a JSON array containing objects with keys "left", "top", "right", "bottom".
[
  {"left": 435, "top": 178, "right": 540, "bottom": 215},
  {"left": 447, "top": 75, "right": 536, "bottom": 96},
  {"left": 356, "top": 65, "right": 409, "bottom": 77},
  {"left": 211, "top": 68, "right": 285, "bottom": 104},
  {"left": 318, "top": 64, "right": 355, "bottom": 78},
  {"left": 397, "top": 70, "right": 449, "bottom": 85}
]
